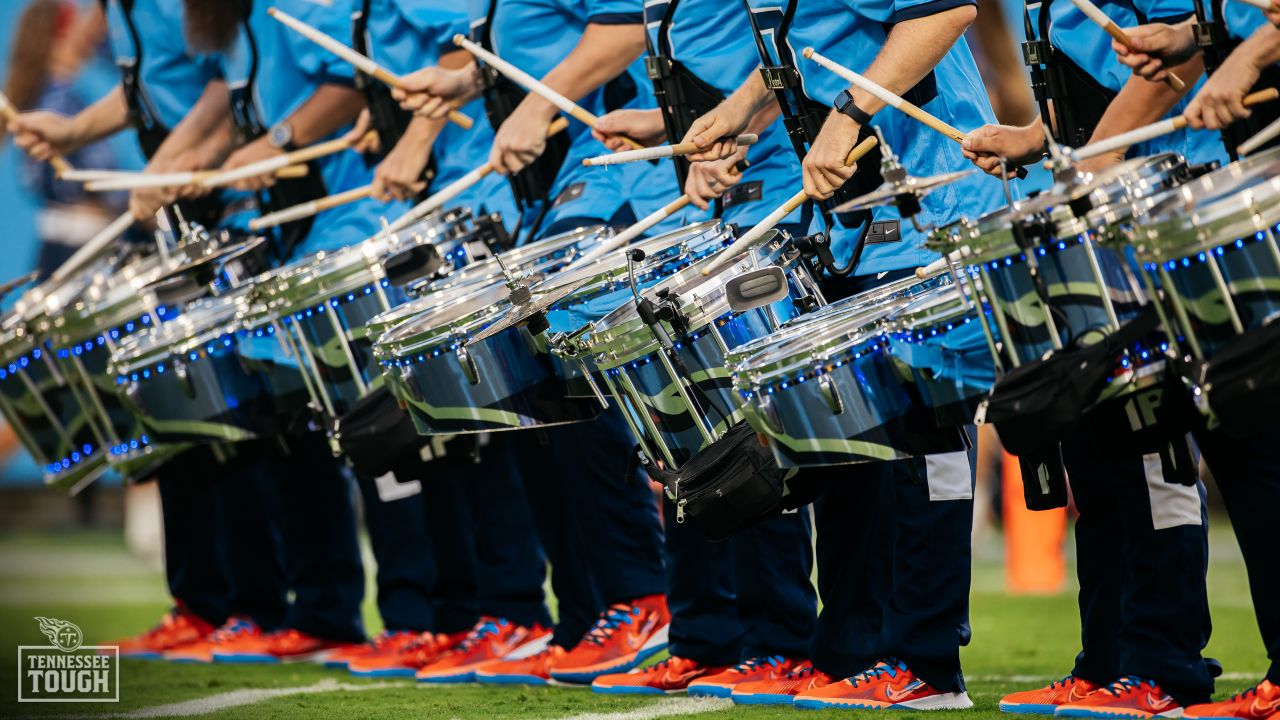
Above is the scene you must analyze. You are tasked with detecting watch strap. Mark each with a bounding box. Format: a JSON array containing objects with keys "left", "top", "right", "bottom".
[{"left": 835, "top": 90, "right": 874, "bottom": 126}]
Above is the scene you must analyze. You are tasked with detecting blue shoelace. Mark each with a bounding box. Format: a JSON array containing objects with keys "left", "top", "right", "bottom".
[{"left": 584, "top": 605, "right": 638, "bottom": 646}]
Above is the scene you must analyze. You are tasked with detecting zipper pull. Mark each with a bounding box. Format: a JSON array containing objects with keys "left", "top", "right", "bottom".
[
  {"left": 676, "top": 500, "right": 686, "bottom": 524},
  {"left": 973, "top": 398, "right": 988, "bottom": 425}
]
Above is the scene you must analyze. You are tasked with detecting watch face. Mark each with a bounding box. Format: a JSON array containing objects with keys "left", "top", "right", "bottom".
[{"left": 270, "top": 124, "right": 292, "bottom": 148}]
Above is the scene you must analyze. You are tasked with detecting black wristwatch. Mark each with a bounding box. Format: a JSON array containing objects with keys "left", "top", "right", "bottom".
[{"left": 834, "top": 90, "right": 873, "bottom": 126}]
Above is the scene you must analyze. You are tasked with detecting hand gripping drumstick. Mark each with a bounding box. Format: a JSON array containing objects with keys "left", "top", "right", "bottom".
[
  {"left": 197, "top": 132, "right": 374, "bottom": 188},
  {"left": 0, "top": 91, "right": 74, "bottom": 177},
  {"left": 1074, "top": 87, "right": 1278, "bottom": 160},
  {"left": 1067, "top": 0, "right": 1186, "bottom": 92},
  {"left": 86, "top": 165, "right": 309, "bottom": 192},
  {"left": 699, "top": 136, "right": 880, "bottom": 278},
  {"left": 386, "top": 117, "right": 572, "bottom": 234},
  {"left": 802, "top": 49, "right": 1028, "bottom": 180},
  {"left": 452, "top": 34, "right": 646, "bottom": 151},
  {"left": 582, "top": 134, "right": 760, "bottom": 167},
  {"left": 249, "top": 185, "right": 374, "bottom": 231},
  {"left": 267, "top": 8, "right": 473, "bottom": 131}
]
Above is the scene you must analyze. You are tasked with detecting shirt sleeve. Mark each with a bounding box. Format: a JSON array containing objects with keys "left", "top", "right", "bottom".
[
  {"left": 585, "top": 0, "right": 644, "bottom": 25},
  {"left": 404, "top": 4, "right": 469, "bottom": 53},
  {"left": 279, "top": 0, "right": 356, "bottom": 84},
  {"left": 1133, "top": 0, "right": 1194, "bottom": 26},
  {"left": 844, "top": 0, "right": 976, "bottom": 25}
]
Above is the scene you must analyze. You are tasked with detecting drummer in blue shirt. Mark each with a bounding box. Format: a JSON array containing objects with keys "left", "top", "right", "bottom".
[
  {"left": 393, "top": 0, "right": 672, "bottom": 686},
  {"left": 9, "top": 0, "right": 294, "bottom": 659},
  {"left": 586, "top": 0, "right": 819, "bottom": 696},
  {"left": 677, "top": 0, "right": 1003, "bottom": 709}
]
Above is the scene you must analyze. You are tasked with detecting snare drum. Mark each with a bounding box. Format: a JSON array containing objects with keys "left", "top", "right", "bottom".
[
  {"left": 585, "top": 230, "right": 825, "bottom": 469},
  {"left": 252, "top": 208, "right": 473, "bottom": 418}
]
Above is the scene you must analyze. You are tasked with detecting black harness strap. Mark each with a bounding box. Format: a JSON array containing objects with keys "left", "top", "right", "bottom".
[
  {"left": 102, "top": 0, "right": 169, "bottom": 158},
  {"left": 1022, "top": 0, "right": 1120, "bottom": 148}
]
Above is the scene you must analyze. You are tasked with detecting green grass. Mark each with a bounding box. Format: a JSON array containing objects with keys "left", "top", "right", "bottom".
[{"left": 0, "top": 523, "right": 1268, "bottom": 719}]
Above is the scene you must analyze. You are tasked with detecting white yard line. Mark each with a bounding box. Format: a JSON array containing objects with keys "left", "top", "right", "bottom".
[
  {"left": 51, "top": 679, "right": 404, "bottom": 719},
  {"left": 553, "top": 697, "right": 733, "bottom": 720},
  {"left": 970, "top": 673, "right": 1260, "bottom": 683}
]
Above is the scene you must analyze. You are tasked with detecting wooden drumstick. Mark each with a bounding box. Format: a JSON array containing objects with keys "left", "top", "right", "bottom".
[
  {"left": 249, "top": 185, "right": 374, "bottom": 230},
  {"left": 574, "top": 195, "right": 693, "bottom": 265},
  {"left": 699, "top": 136, "right": 879, "bottom": 278},
  {"left": 803, "top": 48, "right": 1029, "bottom": 180},
  {"left": 453, "top": 34, "right": 646, "bottom": 151},
  {"left": 267, "top": 7, "right": 473, "bottom": 131},
  {"left": 582, "top": 134, "right": 760, "bottom": 167},
  {"left": 387, "top": 117, "right": 572, "bottom": 234},
  {"left": 1074, "top": 87, "right": 1278, "bottom": 160},
  {"left": 1066, "top": 0, "right": 1185, "bottom": 92},
  {"left": 86, "top": 164, "right": 309, "bottom": 192},
  {"left": 0, "top": 91, "right": 74, "bottom": 177},
  {"left": 915, "top": 246, "right": 970, "bottom": 278},
  {"left": 198, "top": 132, "right": 374, "bottom": 188}
]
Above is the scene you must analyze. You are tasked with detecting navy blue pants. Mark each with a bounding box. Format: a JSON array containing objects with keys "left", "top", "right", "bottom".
[
  {"left": 158, "top": 445, "right": 288, "bottom": 631},
  {"left": 1195, "top": 423, "right": 1280, "bottom": 685},
  {"left": 515, "top": 406, "right": 667, "bottom": 648},
  {"left": 269, "top": 432, "right": 367, "bottom": 643},
  {"left": 1061, "top": 429, "right": 1214, "bottom": 707},
  {"left": 663, "top": 502, "right": 816, "bottom": 666},
  {"left": 355, "top": 438, "right": 485, "bottom": 634},
  {"left": 808, "top": 443, "right": 976, "bottom": 693}
]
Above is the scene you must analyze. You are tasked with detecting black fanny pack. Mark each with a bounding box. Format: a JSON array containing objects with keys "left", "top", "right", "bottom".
[
  {"left": 644, "top": 421, "right": 788, "bottom": 542},
  {"left": 1203, "top": 318, "right": 1280, "bottom": 437},
  {"left": 334, "top": 387, "right": 424, "bottom": 478}
]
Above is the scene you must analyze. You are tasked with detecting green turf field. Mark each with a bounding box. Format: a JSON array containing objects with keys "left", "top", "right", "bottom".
[{"left": 0, "top": 522, "right": 1267, "bottom": 720}]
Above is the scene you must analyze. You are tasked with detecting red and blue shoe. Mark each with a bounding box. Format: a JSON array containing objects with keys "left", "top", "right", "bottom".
[
  {"left": 794, "top": 659, "right": 974, "bottom": 711},
  {"left": 730, "top": 662, "right": 837, "bottom": 705},
  {"left": 1184, "top": 680, "right": 1280, "bottom": 720},
  {"left": 347, "top": 631, "right": 467, "bottom": 678},
  {"left": 549, "top": 595, "right": 670, "bottom": 684},
  {"left": 474, "top": 645, "right": 568, "bottom": 686},
  {"left": 164, "top": 617, "right": 264, "bottom": 664},
  {"left": 1000, "top": 675, "right": 1105, "bottom": 714},
  {"left": 687, "top": 655, "right": 808, "bottom": 698},
  {"left": 211, "top": 628, "right": 359, "bottom": 664},
  {"left": 415, "top": 618, "right": 552, "bottom": 683},
  {"left": 592, "top": 656, "right": 729, "bottom": 695},
  {"left": 108, "top": 605, "right": 215, "bottom": 660},
  {"left": 1056, "top": 676, "right": 1183, "bottom": 718},
  {"left": 323, "top": 630, "right": 420, "bottom": 670}
]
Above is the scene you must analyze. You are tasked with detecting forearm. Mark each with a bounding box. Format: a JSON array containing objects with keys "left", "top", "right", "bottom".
[
  {"left": 67, "top": 85, "right": 131, "bottom": 148},
  {"left": 148, "top": 80, "right": 233, "bottom": 167},
  {"left": 1089, "top": 52, "right": 1202, "bottom": 144},
  {"left": 398, "top": 114, "right": 444, "bottom": 151},
  {"left": 285, "top": 84, "right": 365, "bottom": 146},
  {"left": 519, "top": 23, "right": 646, "bottom": 121},
  {"left": 732, "top": 71, "right": 776, "bottom": 119},
  {"left": 851, "top": 6, "right": 978, "bottom": 114},
  {"left": 1238, "top": 23, "right": 1280, "bottom": 69},
  {"left": 744, "top": 80, "right": 782, "bottom": 134}
]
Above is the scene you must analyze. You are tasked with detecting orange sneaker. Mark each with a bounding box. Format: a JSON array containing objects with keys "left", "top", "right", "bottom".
[
  {"left": 212, "top": 628, "right": 359, "bottom": 664},
  {"left": 1184, "top": 680, "right": 1280, "bottom": 720},
  {"left": 550, "top": 595, "right": 670, "bottom": 684},
  {"left": 1000, "top": 675, "right": 1105, "bottom": 714},
  {"left": 324, "top": 630, "right": 421, "bottom": 670},
  {"left": 592, "top": 656, "right": 729, "bottom": 695},
  {"left": 688, "top": 655, "right": 809, "bottom": 698},
  {"left": 794, "top": 659, "right": 974, "bottom": 711},
  {"left": 415, "top": 618, "right": 552, "bottom": 683},
  {"left": 109, "top": 606, "right": 216, "bottom": 660},
  {"left": 474, "top": 645, "right": 569, "bottom": 686},
  {"left": 1056, "top": 676, "right": 1183, "bottom": 718},
  {"left": 347, "top": 631, "right": 466, "bottom": 678},
  {"left": 731, "top": 662, "right": 837, "bottom": 705},
  {"left": 165, "top": 618, "right": 264, "bottom": 663}
]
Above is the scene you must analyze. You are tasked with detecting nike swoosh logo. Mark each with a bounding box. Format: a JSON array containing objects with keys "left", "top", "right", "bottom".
[
  {"left": 877, "top": 272, "right": 889, "bottom": 279},
  {"left": 886, "top": 680, "right": 926, "bottom": 702},
  {"left": 1146, "top": 693, "right": 1175, "bottom": 711}
]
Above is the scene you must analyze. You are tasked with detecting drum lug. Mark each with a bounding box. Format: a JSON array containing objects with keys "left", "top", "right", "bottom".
[
  {"left": 398, "top": 364, "right": 423, "bottom": 402},
  {"left": 456, "top": 346, "right": 481, "bottom": 386},
  {"left": 757, "top": 393, "right": 784, "bottom": 436},
  {"left": 173, "top": 358, "right": 196, "bottom": 400},
  {"left": 818, "top": 373, "right": 844, "bottom": 415}
]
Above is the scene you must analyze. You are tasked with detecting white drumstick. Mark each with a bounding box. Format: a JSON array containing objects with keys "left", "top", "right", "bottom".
[
  {"left": 60, "top": 169, "right": 140, "bottom": 182},
  {"left": 1241, "top": 115, "right": 1280, "bottom": 155},
  {"left": 915, "top": 246, "right": 969, "bottom": 279},
  {"left": 249, "top": 185, "right": 375, "bottom": 231},
  {"left": 1074, "top": 88, "right": 1279, "bottom": 160},
  {"left": 85, "top": 164, "right": 308, "bottom": 191},
  {"left": 582, "top": 135, "right": 760, "bottom": 167},
  {"left": 1067, "top": 0, "right": 1185, "bottom": 91},
  {"left": 697, "top": 137, "right": 880, "bottom": 278},
  {"left": 197, "top": 133, "right": 365, "bottom": 188},
  {"left": 452, "top": 34, "right": 644, "bottom": 151},
  {"left": 574, "top": 196, "right": 692, "bottom": 265},
  {"left": 268, "top": 7, "right": 472, "bottom": 130},
  {"left": 48, "top": 211, "right": 134, "bottom": 284}
]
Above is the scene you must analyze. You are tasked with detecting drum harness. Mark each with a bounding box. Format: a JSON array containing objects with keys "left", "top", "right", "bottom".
[
  {"left": 473, "top": 1, "right": 572, "bottom": 245},
  {"left": 743, "top": 0, "right": 887, "bottom": 278}
]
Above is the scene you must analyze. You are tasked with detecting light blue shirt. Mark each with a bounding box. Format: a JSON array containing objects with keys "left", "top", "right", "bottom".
[
  {"left": 1035, "top": 0, "right": 1225, "bottom": 166},
  {"left": 644, "top": 0, "right": 805, "bottom": 229},
  {"left": 220, "top": 0, "right": 405, "bottom": 258},
  {"left": 362, "top": 0, "right": 519, "bottom": 227},
  {"left": 746, "top": 0, "right": 1008, "bottom": 275}
]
